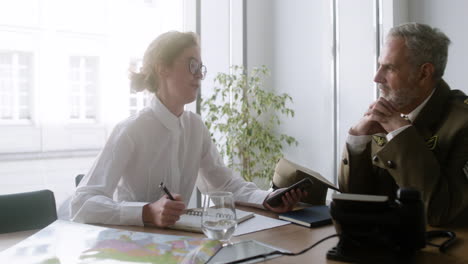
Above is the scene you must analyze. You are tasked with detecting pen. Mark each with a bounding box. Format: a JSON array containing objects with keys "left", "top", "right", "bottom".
[{"left": 159, "top": 182, "right": 175, "bottom": 200}]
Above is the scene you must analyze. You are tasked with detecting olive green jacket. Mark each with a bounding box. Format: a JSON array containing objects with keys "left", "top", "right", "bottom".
[{"left": 339, "top": 80, "right": 468, "bottom": 226}]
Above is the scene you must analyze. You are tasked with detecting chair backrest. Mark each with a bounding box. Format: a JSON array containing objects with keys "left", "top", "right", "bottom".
[
  {"left": 75, "top": 174, "right": 85, "bottom": 187},
  {"left": 0, "top": 189, "right": 58, "bottom": 234}
]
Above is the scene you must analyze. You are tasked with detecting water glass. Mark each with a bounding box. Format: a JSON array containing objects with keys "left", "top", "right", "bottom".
[{"left": 201, "top": 191, "right": 237, "bottom": 246}]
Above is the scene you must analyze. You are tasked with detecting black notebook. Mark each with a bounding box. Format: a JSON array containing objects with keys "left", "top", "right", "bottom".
[{"left": 279, "top": 205, "right": 332, "bottom": 227}]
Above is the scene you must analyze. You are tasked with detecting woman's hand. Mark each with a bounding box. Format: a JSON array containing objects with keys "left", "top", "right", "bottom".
[
  {"left": 142, "top": 194, "right": 186, "bottom": 227},
  {"left": 263, "top": 188, "right": 307, "bottom": 213}
]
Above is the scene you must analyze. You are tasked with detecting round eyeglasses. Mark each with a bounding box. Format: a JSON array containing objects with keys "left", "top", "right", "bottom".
[{"left": 188, "top": 58, "right": 207, "bottom": 80}]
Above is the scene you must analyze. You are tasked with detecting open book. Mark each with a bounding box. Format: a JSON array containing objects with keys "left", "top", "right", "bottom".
[
  {"left": 169, "top": 208, "right": 255, "bottom": 233},
  {"left": 274, "top": 157, "right": 339, "bottom": 205}
]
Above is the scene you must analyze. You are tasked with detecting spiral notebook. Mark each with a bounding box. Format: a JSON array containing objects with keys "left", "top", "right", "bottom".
[{"left": 169, "top": 208, "right": 255, "bottom": 233}]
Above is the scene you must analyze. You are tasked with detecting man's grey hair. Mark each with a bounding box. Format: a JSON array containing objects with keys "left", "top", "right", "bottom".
[{"left": 389, "top": 23, "right": 451, "bottom": 80}]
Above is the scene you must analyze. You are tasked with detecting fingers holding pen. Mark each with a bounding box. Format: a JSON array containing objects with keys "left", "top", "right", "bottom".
[
  {"left": 143, "top": 193, "right": 186, "bottom": 227},
  {"left": 160, "top": 194, "right": 186, "bottom": 223}
]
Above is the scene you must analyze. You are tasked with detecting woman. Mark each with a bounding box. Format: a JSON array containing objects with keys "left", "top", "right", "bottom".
[{"left": 70, "top": 31, "right": 304, "bottom": 227}]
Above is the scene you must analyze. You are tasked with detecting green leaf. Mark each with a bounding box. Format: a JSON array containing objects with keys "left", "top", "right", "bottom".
[{"left": 202, "top": 64, "right": 298, "bottom": 186}]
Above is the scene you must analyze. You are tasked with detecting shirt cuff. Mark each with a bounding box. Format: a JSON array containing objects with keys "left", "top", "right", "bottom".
[
  {"left": 346, "top": 134, "right": 371, "bottom": 154},
  {"left": 120, "top": 201, "right": 148, "bottom": 226},
  {"left": 386, "top": 125, "right": 411, "bottom": 142}
]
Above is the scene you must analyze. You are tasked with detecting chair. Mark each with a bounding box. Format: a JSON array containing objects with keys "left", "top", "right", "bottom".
[
  {"left": 75, "top": 174, "right": 85, "bottom": 187},
  {"left": 0, "top": 189, "right": 58, "bottom": 234}
]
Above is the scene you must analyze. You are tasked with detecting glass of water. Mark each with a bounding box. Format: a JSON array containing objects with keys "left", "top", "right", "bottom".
[{"left": 201, "top": 191, "right": 237, "bottom": 246}]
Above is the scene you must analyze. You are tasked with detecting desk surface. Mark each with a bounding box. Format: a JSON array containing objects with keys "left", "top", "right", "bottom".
[{"left": 1, "top": 206, "right": 467, "bottom": 264}]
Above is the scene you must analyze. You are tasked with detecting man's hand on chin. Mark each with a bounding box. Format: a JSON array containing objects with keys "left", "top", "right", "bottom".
[{"left": 351, "top": 97, "right": 410, "bottom": 135}]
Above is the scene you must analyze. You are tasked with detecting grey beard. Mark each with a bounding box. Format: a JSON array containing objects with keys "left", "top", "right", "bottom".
[{"left": 379, "top": 84, "right": 418, "bottom": 111}]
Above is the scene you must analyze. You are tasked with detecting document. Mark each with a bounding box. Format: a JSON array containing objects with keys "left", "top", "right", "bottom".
[{"left": 233, "top": 213, "right": 290, "bottom": 236}]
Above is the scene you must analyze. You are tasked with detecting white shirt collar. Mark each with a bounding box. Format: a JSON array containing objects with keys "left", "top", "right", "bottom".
[
  {"left": 151, "top": 95, "right": 184, "bottom": 131},
  {"left": 404, "top": 88, "right": 436, "bottom": 122}
]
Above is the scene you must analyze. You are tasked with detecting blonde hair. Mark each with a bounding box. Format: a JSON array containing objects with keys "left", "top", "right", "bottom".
[{"left": 129, "top": 31, "right": 199, "bottom": 93}]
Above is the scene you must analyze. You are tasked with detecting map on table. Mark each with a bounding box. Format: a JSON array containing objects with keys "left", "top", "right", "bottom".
[
  {"left": 79, "top": 229, "right": 221, "bottom": 264},
  {"left": 0, "top": 220, "right": 222, "bottom": 264}
]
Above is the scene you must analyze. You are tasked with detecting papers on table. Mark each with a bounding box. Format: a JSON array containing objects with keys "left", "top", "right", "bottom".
[{"left": 233, "top": 213, "right": 290, "bottom": 236}]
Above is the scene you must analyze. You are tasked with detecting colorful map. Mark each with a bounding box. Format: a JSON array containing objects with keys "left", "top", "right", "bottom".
[
  {"left": 0, "top": 220, "right": 222, "bottom": 264},
  {"left": 79, "top": 229, "right": 222, "bottom": 264}
]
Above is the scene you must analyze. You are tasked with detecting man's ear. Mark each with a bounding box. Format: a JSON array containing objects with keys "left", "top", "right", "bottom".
[{"left": 418, "top": 63, "right": 435, "bottom": 83}]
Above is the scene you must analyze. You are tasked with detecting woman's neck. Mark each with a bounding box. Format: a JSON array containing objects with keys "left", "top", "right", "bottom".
[{"left": 156, "top": 92, "right": 184, "bottom": 117}]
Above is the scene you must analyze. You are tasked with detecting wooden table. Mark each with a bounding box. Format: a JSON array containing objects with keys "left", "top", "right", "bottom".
[{"left": 1, "top": 206, "right": 467, "bottom": 263}]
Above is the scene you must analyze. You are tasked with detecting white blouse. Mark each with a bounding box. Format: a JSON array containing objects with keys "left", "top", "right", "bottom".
[{"left": 70, "top": 96, "right": 269, "bottom": 226}]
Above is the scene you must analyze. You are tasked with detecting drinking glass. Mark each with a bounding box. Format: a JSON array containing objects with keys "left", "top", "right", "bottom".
[{"left": 201, "top": 191, "right": 237, "bottom": 246}]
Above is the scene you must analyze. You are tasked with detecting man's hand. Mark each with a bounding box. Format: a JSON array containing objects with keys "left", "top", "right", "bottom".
[
  {"left": 371, "top": 98, "right": 411, "bottom": 132},
  {"left": 142, "top": 194, "right": 186, "bottom": 227},
  {"left": 263, "top": 188, "right": 307, "bottom": 213},
  {"left": 350, "top": 97, "right": 410, "bottom": 135}
]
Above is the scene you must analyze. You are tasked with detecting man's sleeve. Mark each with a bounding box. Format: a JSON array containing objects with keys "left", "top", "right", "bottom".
[
  {"left": 375, "top": 126, "right": 468, "bottom": 226},
  {"left": 339, "top": 141, "right": 375, "bottom": 194}
]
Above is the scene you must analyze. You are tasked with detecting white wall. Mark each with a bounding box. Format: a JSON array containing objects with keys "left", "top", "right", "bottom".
[
  {"left": 246, "top": 0, "right": 273, "bottom": 73},
  {"left": 408, "top": 0, "right": 468, "bottom": 94},
  {"left": 269, "top": 0, "right": 335, "bottom": 182},
  {"left": 200, "top": 0, "right": 231, "bottom": 87},
  {"left": 336, "top": 0, "right": 377, "bottom": 172},
  {"left": 246, "top": 0, "right": 378, "bottom": 184}
]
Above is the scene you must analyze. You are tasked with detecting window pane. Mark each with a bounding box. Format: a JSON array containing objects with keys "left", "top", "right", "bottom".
[
  {"left": 0, "top": 53, "right": 12, "bottom": 64},
  {"left": 70, "top": 96, "right": 80, "bottom": 119},
  {"left": 69, "top": 56, "right": 99, "bottom": 120},
  {"left": 19, "top": 107, "right": 30, "bottom": 119},
  {"left": 18, "top": 81, "right": 29, "bottom": 93},
  {"left": 130, "top": 97, "right": 137, "bottom": 106},
  {"left": 0, "top": 51, "right": 32, "bottom": 121},
  {"left": 18, "top": 52, "right": 32, "bottom": 64},
  {"left": 19, "top": 95, "right": 29, "bottom": 106},
  {"left": 0, "top": 92, "right": 13, "bottom": 118}
]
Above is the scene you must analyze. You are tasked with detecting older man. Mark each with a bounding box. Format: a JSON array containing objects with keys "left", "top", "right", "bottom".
[{"left": 339, "top": 23, "right": 468, "bottom": 226}]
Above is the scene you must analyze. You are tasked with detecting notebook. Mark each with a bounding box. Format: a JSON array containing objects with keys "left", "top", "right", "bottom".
[
  {"left": 169, "top": 208, "right": 255, "bottom": 233},
  {"left": 279, "top": 205, "right": 332, "bottom": 227}
]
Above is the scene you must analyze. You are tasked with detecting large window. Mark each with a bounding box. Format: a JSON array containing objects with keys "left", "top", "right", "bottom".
[
  {"left": 69, "top": 56, "right": 99, "bottom": 122},
  {"left": 0, "top": 0, "right": 191, "bottom": 209},
  {"left": 128, "top": 58, "right": 152, "bottom": 116},
  {"left": 0, "top": 51, "right": 32, "bottom": 123},
  {"left": 129, "top": 89, "right": 152, "bottom": 116}
]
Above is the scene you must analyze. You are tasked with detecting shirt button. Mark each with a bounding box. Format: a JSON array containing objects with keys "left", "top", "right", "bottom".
[
  {"left": 342, "top": 158, "right": 348, "bottom": 165},
  {"left": 372, "top": 156, "right": 379, "bottom": 162},
  {"left": 386, "top": 160, "right": 396, "bottom": 169}
]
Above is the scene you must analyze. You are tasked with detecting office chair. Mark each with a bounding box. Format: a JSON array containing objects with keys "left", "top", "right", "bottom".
[
  {"left": 0, "top": 189, "right": 58, "bottom": 234},
  {"left": 75, "top": 174, "right": 85, "bottom": 187}
]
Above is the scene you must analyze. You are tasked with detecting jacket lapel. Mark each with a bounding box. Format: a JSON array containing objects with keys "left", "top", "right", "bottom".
[{"left": 412, "top": 79, "right": 451, "bottom": 141}]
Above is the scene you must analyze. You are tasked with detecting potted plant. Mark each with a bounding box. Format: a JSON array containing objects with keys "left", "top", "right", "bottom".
[{"left": 201, "top": 65, "right": 298, "bottom": 189}]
